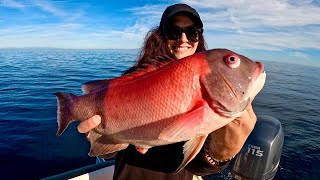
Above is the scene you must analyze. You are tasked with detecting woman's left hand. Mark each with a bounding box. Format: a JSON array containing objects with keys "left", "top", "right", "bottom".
[
  {"left": 77, "top": 115, "right": 101, "bottom": 134},
  {"left": 208, "top": 103, "right": 257, "bottom": 161}
]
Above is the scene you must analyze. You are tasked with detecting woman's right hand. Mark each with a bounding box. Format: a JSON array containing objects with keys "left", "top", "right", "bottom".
[
  {"left": 208, "top": 103, "right": 257, "bottom": 161},
  {"left": 77, "top": 115, "right": 101, "bottom": 133}
]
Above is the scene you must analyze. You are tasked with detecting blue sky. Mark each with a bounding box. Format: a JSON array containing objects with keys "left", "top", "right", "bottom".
[{"left": 1, "top": 0, "right": 320, "bottom": 67}]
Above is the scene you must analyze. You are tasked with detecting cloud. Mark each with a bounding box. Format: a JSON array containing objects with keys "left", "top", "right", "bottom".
[
  {"left": 173, "top": 0, "right": 320, "bottom": 51},
  {"left": 183, "top": 0, "right": 320, "bottom": 27},
  {"left": 117, "top": 0, "right": 320, "bottom": 51},
  {"left": 1, "top": 0, "right": 320, "bottom": 52},
  {"left": 0, "top": 22, "right": 144, "bottom": 49},
  {"left": 115, "top": 0, "right": 320, "bottom": 51},
  {"left": 205, "top": 26, "right": 320, "bottom": 51},
  {"left": 105, "top": 4, "right": 168, "bottom": 47},
  {"left": 0, "top": 23, "right": 84, "bottom": 34},
  {"left": 126, "top": 4, "right": 166, "bottom": 28},
  {"left": 0, "top": 0, "right": 25, "bottom": 9},
  {"left": 292, "top": 52, "right": 309, "bottom": 59},
  {"left": 0, "top": 23, "right": 85, "bottom": 47},
  {"left": 32, "top": 0, "right": 67, "bottom": 16}
]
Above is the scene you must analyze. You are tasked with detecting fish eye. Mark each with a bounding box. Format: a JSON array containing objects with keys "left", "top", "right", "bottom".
[{"left": 224, "top": 54, "right": 240, "bottom": 69}]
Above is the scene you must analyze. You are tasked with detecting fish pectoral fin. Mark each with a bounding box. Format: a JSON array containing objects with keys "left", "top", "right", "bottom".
[
  {"left": 159, "top": 101, "right": 208, "bottom": 142},
  {"left": 175, "top": 135, "right": 208, "bottom": 173},
  {"left": 89, "top": 142, "right": 129, "bottom": 157},
  {"left": 87, "top": 131, "right": 129, "bottom": 156}
]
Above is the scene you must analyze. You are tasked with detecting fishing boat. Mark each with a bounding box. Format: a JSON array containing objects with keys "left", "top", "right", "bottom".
[{"left": 43, "top": 115, "right": 284, "bottom": 180}]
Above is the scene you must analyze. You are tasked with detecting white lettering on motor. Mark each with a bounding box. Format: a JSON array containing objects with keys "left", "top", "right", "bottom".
[{"left": 247, "top": 144, "right": 264, "bottom": 157}]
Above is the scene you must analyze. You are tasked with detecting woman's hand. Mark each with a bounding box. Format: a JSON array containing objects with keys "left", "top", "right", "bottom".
[
  {"left": 209, "top": 103, "right": 257, "bottom": 161},
  {"left": 77, "top": 115, "right": 101, "bottom": 133}
]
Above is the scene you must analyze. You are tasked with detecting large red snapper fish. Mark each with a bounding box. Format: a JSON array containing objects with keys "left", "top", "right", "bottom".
[{"left": 55, "top": 49, "right": 266, "bottom": 172}]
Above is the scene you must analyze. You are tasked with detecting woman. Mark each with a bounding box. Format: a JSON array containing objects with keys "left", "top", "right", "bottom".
[{"left": 77, "top": 3, "right": 257, "bottom": 179}]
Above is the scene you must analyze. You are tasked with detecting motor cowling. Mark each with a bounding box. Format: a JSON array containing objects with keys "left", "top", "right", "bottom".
[{"left": 231, "top": 115, "right": 284, "bottom": 180}]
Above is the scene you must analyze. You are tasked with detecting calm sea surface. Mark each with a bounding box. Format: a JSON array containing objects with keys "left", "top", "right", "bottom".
[{"left": 0, "top": 49, "right": 319, "bottom": 180}]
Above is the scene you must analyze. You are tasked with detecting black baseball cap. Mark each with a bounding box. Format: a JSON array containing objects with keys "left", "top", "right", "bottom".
[{"left": 160, "top": 4, "right": 203, "bottom": 29}]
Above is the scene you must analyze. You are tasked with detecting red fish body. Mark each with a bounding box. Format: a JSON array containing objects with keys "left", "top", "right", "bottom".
[{"left": 55, "top": 49, "right": 266, "bottom": 172}]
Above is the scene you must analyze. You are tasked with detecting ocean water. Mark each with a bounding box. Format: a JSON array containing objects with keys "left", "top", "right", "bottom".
[{"left": 0, "top": 49, "right": 319, "bottom": 180}]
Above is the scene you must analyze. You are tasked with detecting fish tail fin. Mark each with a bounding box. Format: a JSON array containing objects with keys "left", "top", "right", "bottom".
[{"left": 54, "top": 92, "right": 77, "bottom": 136}]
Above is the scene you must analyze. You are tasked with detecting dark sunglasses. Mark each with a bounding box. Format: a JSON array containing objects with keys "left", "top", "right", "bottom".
[{"left": 164, "top": 25, "right": 203, "bottom": 42}]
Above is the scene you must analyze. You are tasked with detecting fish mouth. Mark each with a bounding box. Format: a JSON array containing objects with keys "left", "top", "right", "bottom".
[
  {"left": 247, "top": 62, "right": 267, "bottom": 100},
  {"left": 253, "top": 62, "right": 265, "bottom": 80},
  {"left": 204, "top": 96, "right": 249, "bottom": 118}
]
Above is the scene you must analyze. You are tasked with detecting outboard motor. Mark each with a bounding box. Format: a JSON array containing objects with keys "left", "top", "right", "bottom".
[{"left": 231, "top": 115, "right": 284, "bottom": 180}]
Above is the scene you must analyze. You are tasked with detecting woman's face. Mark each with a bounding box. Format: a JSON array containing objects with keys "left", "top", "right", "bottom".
[{"left": 166, "top": 15, "right": 199, "bottom": 60}]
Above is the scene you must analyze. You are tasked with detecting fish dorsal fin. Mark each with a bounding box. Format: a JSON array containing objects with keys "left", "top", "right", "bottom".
[
  {"left": 82, "top": 61, "right": 173, "bottom": 94},
  {"left": 82, "top": 79, "right": 112, "bottom": 94}
]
